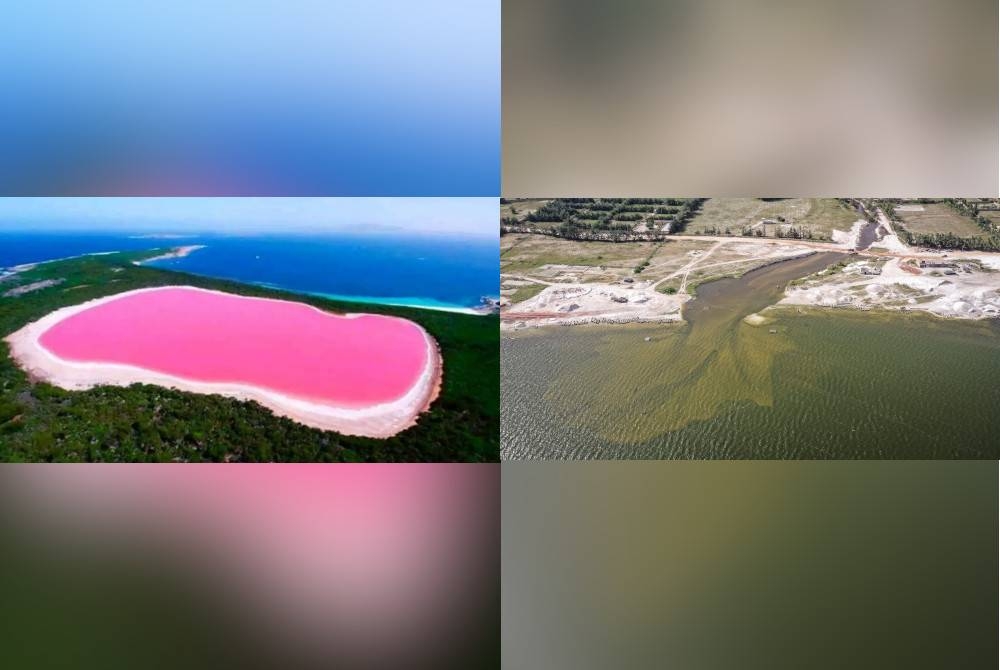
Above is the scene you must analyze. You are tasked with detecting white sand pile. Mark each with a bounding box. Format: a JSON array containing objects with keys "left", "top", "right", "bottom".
[
  {"left": 869, "top": 234, "right": 909, "bottom": 253},
  {"left": 501, "top": 282, "right": 688, "bottom": 329},
  {"left": 830, "top": 220, "right": 867, "bottom": 248},
  {"left": 869, "top": 209, "right": 911, "bottom": 253},
  {"left": 780, "top": 257, "right": 1000, "bottom": 320}
]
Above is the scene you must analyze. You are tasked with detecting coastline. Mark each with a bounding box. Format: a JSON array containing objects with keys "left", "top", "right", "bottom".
[
  {"left": 4, "top": 286, "right": 443, "bottom": 439},
  {"left": 134, "top": 245, "right": 206, "bottom": 265},
  {"left": 3, "top": 250, "right": 120, "bottom": 276},
  {"left": 502, "top": 232, "right": 1000, "bottom": 329},
  {"left": 7, "top": 243, "right": 497, "bottom": 317},
  {"left": 305, "top": 290, "right": 499, "bottom": 316}
]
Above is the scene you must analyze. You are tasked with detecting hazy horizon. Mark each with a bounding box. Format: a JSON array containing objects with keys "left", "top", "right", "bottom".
[{"left": 0, "top": 198, "right": 499, "bottom": 238}]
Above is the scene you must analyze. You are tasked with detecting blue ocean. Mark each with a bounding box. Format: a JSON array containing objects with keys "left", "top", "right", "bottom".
[{"left": 0, "top": 231, "right": 498, "bottom": 311}]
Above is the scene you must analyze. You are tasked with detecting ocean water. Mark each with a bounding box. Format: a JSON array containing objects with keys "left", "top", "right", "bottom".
[
  {"left": 0, "top": 232, "right": 181, "bottom": 268},
  {"left": 0, "top": 231, "right": 498, "bottom": 310}
]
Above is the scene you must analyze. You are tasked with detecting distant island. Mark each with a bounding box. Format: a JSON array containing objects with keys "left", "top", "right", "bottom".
[{"left": 0, "top": 247, "right": 498, "bottom": 462}]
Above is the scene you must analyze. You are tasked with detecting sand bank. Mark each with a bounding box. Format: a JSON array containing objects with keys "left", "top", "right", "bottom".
[
  {"left": 4, "top": 286, "right": 441, "bottom": 438},
  {"left": 133, "top": 245, "right": 206, "bottom": 265}
]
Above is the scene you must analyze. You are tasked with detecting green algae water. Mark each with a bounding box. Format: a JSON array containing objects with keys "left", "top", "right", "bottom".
[{"left": 501, "top": 253, "right": 1000, "bottom": 459}]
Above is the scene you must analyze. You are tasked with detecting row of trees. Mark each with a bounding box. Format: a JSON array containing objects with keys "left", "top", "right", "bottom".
[
  {"left": 693, "top": 224, "right": 818, "bottom": 240},
  {"left": 943, "top": 199, "right": 1000, "bottom": 237},
  {"left": 774, "top": 226, "right": 817, "bottom": 239},
  {"left": 525, "top": 200, "right": 689, "bottom": 225},
  {"left": 506, "top": 199, "right": 706, "bottom": 241},
  {"left": 667, "top": 199, "right": 708, "bottom": 234},
  {"left": 897, "top": 231, "right": 1000, "bottom": 252},
  {"left": 880, "top": 200, "right": 1000, "bottom": 252}
]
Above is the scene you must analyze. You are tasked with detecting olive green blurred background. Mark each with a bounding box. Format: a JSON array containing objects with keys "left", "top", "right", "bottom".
[{"left": 503, "top": 461, "right": 997, "bottom": 669}]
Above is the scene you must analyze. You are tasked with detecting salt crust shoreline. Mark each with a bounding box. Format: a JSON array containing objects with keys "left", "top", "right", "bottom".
[{"left": 4, "top": 286, "right": 442, "bottom": 439}]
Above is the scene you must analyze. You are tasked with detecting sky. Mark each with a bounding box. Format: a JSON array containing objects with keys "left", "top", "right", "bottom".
[
  {"left": 0, "top": 198, "right": 499, "bottom": 237},
  {"left": 0, "top": 1, "right": 499, "bottom": 195}
]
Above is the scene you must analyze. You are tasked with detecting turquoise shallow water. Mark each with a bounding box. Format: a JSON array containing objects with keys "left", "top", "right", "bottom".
[
  {"left": 147, "top": 233, "right": 499, "bottom": 310},
  {"left": 1, "top": 231, "right": 499, "bottom": 311},
  {"left": 303, "top": 292, "right": 482, "bottom": 312}
]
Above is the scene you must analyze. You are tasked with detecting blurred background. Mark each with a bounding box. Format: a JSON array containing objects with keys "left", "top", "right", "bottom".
[
  {"left": 0, "top": 1, "right": 499, "bottom": 195},
  {"left": 0, "top": 465, "right": 500, "bottom": 670},
  {"left": 503, "top": 461, "right": 998, "bottom": 669},
  {"left": 504, "top": 0, "right": 998, "bottom": 196}
]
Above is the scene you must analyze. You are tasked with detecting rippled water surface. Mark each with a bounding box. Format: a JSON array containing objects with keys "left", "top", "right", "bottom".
[{"left": 501, "top": 254, "right": 1000, "bottom": 459}]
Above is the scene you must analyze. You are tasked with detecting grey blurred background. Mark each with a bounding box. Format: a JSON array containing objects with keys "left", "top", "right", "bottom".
[
  {"left": 503, "top": 461, "right": 997, "bottom": 669},
  {"left": 504, "top": 0, "right": 998, "bottom": 196}
]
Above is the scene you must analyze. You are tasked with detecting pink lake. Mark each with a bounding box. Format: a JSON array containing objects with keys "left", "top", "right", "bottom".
[{"left": 37, "top": 287, "right": 431, "bottom": 408}]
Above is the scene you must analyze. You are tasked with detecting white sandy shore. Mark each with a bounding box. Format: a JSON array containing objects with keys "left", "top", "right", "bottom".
[
  {"left": 4, "top": 286, "right": 442, "bottom": 439},
  {"left": 133, "top": 245, "right": 206, "bottom": 265}
]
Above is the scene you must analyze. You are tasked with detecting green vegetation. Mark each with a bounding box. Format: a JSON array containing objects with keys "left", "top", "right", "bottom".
[
  {"left": 633, "top": 242, "right": 664, "bottom": 274},
  {"left": 501, "top": 241, "right": 652, "bottom": 275},
  {"left": 788, "top": 258, "right": 851, "bottom": 287},
  {"left": 500, "top": 198, "right": 705, "bottom": 241},
  {"left": 881, "top": 199, "right": 1000, "bottom": 252},
  {"left": 0, "top": 251, "right": 499, "bottom": 462},
  {"left": 509, "top": 283, "right": 546, "bottom": 303},
  {"left": 685, "top": 198, "right": 857, "bottom": 240}
]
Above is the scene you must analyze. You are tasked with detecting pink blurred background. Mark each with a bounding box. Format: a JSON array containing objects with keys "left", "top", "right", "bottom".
[{"left": 0, "top": 464, "right": 499, "bottom": 670}]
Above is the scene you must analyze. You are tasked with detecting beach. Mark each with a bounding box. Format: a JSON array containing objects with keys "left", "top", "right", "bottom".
[{"left": 133, "top": 244, "right": 206, "bottom": 264}]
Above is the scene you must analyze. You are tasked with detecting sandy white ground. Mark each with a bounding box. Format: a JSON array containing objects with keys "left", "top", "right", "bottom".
[
  {"left": 780, "top": 257, "right": 1000, "bottom": 320},
  {"left": 3, "top": 279, "right": 65, "bottom": 297},
  {"left": 830, "top": 219, "right": 869, "bottom": 248},
  {"left": 501, "top": 239, "right": 815, "bottom": 330},
  {"left": 503, "top": 222, "right": 1000, "bottom": 329},
  {"left": 868, "top": 209, "right": 910, "bottom": 253},
  {"left": 4, "top": 286, "right": 442, "bottom": 438},
  {"left": 501, "top": 281, "right": 689, "bottom": 330}
]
